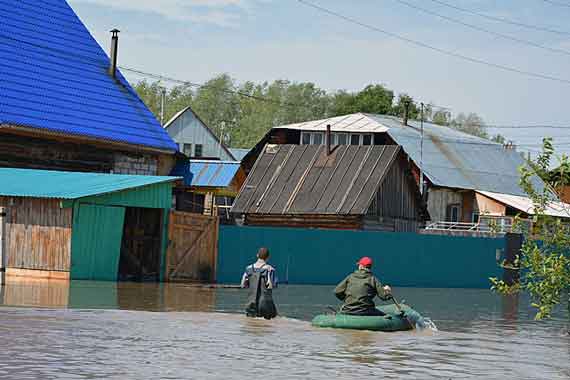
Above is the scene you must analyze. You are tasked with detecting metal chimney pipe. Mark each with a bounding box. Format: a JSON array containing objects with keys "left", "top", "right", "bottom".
[
  {"left": 325, "top": 124, "right": 331, "bottom": 156},
  {"left": 108, "top": 29, "right": 120, "bottom": 78}
]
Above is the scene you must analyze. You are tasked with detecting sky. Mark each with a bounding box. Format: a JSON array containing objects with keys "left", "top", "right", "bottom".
[{"left": 68, "top": 0, "right": 570, "bottom": 158}]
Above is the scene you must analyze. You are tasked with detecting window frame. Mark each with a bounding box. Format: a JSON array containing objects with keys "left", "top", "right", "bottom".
[{"left": 194, "top": 144, "right": 203, "bottom": 157}]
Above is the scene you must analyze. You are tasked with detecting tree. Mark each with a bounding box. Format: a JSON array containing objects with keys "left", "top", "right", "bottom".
[
  {"left": 490, "top": 138, "right": 570, "bottom": 320},
  {"left": 491, "top": 134, "right": 506, "bottom": 144},
  {"left": 133, "top": 80, "right": 193, "bottom": 125},
  {"left": 432, "top": 110, "right": 452, "bottom": 126},
  {"left": 392, "top": 93, "right": 419, "bottom": 120},
  {"left": 450, "top": 112, "right": 489, "bottom": 139}
]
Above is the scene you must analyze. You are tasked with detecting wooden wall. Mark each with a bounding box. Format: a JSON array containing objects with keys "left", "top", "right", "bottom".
[
  {"left": 474, "top": 193, "right": 507, "bottom": 216},
  {"left": 246, "top": 214, "right": 362, "bottom": 230},
  {"left": 364, "top": 156, "right": 425, "bottom": 232},
  {"left": 0, "top": 132, "right": 114, "bottom": 172},
  {"left": 0, "top": 197, "right": 72, "bottom": 273},
  {"left": 427, "top": 188, "right": 464, "bottom": 223}
]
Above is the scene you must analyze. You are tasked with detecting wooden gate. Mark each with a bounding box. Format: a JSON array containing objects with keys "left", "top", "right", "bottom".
[{"left": 165, "top": 211, "right": 219, "bottom": 282}]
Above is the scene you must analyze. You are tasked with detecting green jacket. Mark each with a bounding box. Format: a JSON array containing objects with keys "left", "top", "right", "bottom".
[{"left": 334, "top": 268, "right": 390, "bottom": 314}]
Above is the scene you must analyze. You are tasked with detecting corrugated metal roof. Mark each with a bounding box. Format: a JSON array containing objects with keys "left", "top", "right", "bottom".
[
  {"left": 232, "top": 144, "right": 401, "bottom": 215},
  {"left": 0, "top": 168, "right": 180, "bottom": 200},
  {"left": 272, "top": 113, "right": 544, "bottom": 196},
  {"left": 0, "top": 0, "right": 178, "bottom": 152},
  {"left": 274, "top": 113, "right": 389, "bottom": 133},
  {"left": 171, "top": 160, "right": 240, "bottom": 187},
  {"left": 477, "top": 190, "right": 570, "bottom": 218}
]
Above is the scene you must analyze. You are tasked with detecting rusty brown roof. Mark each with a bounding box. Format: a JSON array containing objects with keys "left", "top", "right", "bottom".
[{"left": 231, "top": 144, "right": 401, "bottom": 215}]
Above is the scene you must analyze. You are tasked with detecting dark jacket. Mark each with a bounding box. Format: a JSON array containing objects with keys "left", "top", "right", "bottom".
[{"left": 334, "top": 268, "right": 391, "bottom": 315}]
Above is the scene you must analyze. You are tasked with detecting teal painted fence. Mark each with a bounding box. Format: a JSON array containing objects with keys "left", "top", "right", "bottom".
[{"left": 218, "top": 226, "right": 505, "bottom": 288}]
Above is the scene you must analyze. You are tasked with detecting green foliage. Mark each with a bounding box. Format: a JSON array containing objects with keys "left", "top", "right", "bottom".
[
  {"left": 449, "top": 112, "right": 488, "bottom": 139},
  {"left": 490, "top": 138, "right": 570, "bottom": 320},
  {"left": 133, "top": 75, "right": 491, "bottom": 148}
]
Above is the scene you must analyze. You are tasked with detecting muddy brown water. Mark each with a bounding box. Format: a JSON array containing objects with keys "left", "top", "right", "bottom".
[{"left": 0, "top": 280, "right": 568, "bottom": 379}]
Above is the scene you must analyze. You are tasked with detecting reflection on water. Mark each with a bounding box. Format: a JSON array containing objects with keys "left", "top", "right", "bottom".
[{"left": 0, "top": 279, "right": 569, "bottom": 379}]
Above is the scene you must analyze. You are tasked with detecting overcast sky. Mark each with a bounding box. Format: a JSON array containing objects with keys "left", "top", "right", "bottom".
[{"left": 68, "top": 0, "right": 570, "bottom": 158}]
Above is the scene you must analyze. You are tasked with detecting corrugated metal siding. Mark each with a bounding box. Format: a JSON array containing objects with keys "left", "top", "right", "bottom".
[
  {"left": 0, "top": 0, "right": 177, "bottom": 151},
  {"left": 0, "top": 197, "right": 72, "bottom": 272},
  {"left": 70, "top": 204, "right": 125, "bottom": 281},
  {"left": 232, "top": 145, "right": 401, "bottom": 215}
]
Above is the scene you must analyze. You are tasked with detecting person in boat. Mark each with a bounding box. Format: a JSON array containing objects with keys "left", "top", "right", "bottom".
[
  {"left": 334, "top": 256, "right": 392, "bottom": 316},
  {"left": 240, "top": 247, "right": 278, "bottom": 319}
]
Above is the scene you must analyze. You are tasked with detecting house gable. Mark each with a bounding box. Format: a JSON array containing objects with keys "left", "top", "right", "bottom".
[{"left": 164, "top": 107, "right": 235, "bottom": 160}]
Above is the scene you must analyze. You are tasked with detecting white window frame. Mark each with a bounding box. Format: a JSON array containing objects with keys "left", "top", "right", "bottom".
[
  {"left": 350, "top": 134, "right": 362, "bottom": 145},
  {"left": 362, "top": 134, "right": 373, "bottom": 145}
]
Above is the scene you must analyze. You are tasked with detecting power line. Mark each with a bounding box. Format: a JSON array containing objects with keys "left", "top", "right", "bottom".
[
  {"left": 392, "top": 0, "right": 570, "bottom": 57},
  {"left": 541, "top": 0, "right": 570, "bottom": 8},
  {"left": 296, "top": 0, "right": 570, "bottom": 85},
  {"left": 427, "top": 0, "right": 570, "bottom": 36},
  {"left": 3, "top": 28, "right": 570, "bottom": 136}
]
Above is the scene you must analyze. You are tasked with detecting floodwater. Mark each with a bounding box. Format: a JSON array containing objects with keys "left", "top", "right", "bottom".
[{"left": 0, "top": 280, "right": 568, "bottom": 380}]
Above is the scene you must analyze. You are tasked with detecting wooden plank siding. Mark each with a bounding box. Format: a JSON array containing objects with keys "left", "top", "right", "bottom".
[
  {"left": 364, "top": 156, "right": 425, "bottom": 232},
  {"left": 0, "top": 197, "right": 72, "bottom": 273}
]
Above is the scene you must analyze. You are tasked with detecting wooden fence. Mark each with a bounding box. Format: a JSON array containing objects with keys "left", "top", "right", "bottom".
[{"left": 165, "top": 211, "right": 219, "bottom": 282}]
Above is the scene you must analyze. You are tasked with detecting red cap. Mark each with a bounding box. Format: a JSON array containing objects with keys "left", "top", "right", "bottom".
[{"left": 357, "top": 256, "right": 373, "bottom": 267}]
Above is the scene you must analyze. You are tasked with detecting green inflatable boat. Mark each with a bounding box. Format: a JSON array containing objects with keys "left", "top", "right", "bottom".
[{"left": 312, "top": 304, "right": 424, "bottom": 332}]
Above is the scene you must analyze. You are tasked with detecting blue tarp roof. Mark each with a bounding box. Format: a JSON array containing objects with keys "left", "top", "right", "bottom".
[
  {"left": 171, "top": 160, "right": 240, "bottom": 188},
  {"left": 0, "top": 168, "right": 180, "bottom": 199},
  {"left": 369, "top": 115, "right": 544, "bottom": 196},
  {"left": 0, "top": 0, "right": 178, "bottom": 152}
]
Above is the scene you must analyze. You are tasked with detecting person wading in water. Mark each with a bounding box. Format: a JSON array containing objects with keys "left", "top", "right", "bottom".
[
  {"left": 334, "top": 257, "right": 392, "bottom": 316},
  {"left": 240, "top": 247, "right": 278, "bottom": 319}
]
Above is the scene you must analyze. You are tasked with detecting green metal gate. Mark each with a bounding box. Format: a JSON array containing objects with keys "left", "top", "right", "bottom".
[{"left": 71, "top": 204, "right": 126, "bottom": 281}]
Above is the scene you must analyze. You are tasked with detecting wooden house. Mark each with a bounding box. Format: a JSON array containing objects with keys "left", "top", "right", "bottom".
[
  {"left": 0, "top": 0, "right": 178, "bottom": 175},
  {"left": 242, "top": 113, "right": 548, "bottom": 230},
  {"left": 232, "top": 144, "right": 428, "bottom": 231},
  {"left": 164, "top": 106, "right": 236, "bottom": 160},
  {"left": 0, "top": 168, "right": 179, "bottom": 282}
]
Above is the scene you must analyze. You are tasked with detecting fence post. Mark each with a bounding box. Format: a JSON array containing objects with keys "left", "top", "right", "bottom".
[{"left": 503, "top": 233, "right": 522, "bottom": 286}]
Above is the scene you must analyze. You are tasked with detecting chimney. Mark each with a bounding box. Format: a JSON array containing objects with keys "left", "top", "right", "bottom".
[
  {"left": 108, "top": 29, "right": 120, "bottom": 78},
  {"left": 325, "top": 124, "right": 332, "bottom": 156},
  {"left": 403, "top": 100, "right": 410, "bottom": 126}
]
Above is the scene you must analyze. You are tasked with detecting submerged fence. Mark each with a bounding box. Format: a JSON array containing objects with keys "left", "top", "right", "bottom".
[{"left": 217, "top": 226, "right": 506, "bottom": 288}]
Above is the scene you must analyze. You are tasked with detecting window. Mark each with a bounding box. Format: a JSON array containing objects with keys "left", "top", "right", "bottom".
[
  {"left": 301, "top": 132, "right": 311, "bottom": 145},
  {"left": 446, "top": 204, "right": 461, "bottom": 223},
  {"left": 313, "top": 133, "right": 323, "bottom": 145},
  {"left": 194, "top": 144, "right": 203, "bottom": 157},
  {"left": 183, "top": 143, "right": 192, "bottom": 157},
  {"left": 350, "top": 134, "right": 360, "bottom": 145},
  {"left": 337, "top": 133, "right": 348, "bottom": 145},
  {"left": 362, "top": 134, "right": 372, "bottom": 145}
]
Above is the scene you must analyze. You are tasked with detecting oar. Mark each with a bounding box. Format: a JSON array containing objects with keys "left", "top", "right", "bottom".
[{"left": 390, "top": 295, "right": 415, "bottom": 329}]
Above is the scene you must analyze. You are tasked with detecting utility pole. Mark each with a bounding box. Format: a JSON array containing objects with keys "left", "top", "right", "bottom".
[
  {"left": 420, "top": 102, "right": 425, "bottom": 195},
  {"left": 160, "top": 88, "right": 166, "bottom": 126},
  {"left": 218, "top": 121, "right": 226, "bottom": 159}
]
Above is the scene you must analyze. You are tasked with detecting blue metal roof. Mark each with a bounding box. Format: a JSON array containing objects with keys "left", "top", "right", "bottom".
[
  {"left": 0, "top": 168, "right": 180, "bottom": 199},
  {"left": 368, "top": 115, "right": 544, "bottom": 196},
  {"left": 0, "top": 0, "right": 178, "bottom": 152},
  {"left": 171, "top": 160, "right": 240, "bottom": 187}
]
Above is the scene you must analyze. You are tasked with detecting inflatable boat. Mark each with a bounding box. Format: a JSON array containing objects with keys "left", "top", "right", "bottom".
[{"left": 311, "top": 303, "right": 424, "bottom": 332}]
